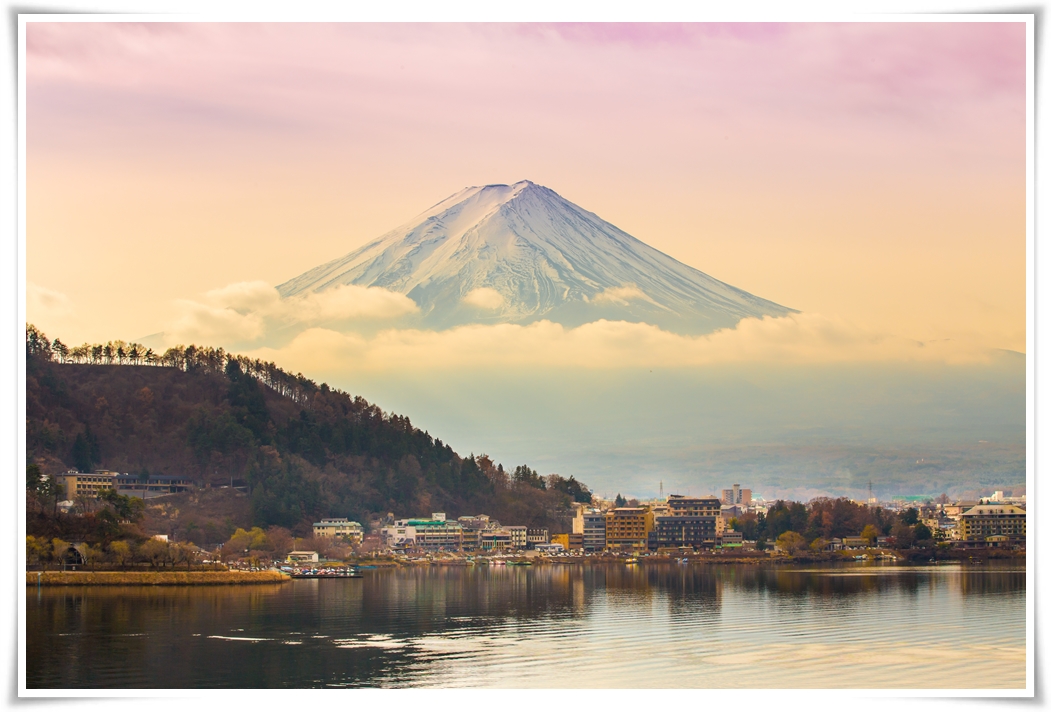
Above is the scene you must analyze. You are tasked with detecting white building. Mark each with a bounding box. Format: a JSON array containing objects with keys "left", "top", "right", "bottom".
[
  {"left": 382, "top": 514, "right": 462, "bottom": 551},
  {"left": 380, "top": 522, "right": 417, "bottom": 549},
  {"left": 506, "top": 526, "right": 528, "bottom": 549},
  {"left": 313, "top": 518, "right": 364, "bottom": 543}
]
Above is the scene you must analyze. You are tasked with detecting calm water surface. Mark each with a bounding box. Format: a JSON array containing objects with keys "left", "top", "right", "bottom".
[{"left": 27, "top": 562, "right": 1025, "bottom": 689}]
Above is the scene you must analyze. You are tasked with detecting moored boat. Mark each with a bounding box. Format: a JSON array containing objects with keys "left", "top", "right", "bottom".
[{"left": 289, "top": 567, "right": 362, "bottom": 579}]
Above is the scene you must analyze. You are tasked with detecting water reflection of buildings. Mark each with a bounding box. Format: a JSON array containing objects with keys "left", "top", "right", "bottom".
[{"left": 28, "top": 565, "right": 1027, "bottom": 689}]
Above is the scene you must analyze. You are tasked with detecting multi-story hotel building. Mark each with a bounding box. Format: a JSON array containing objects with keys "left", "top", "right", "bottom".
[
  {"left": 959, "top": 504, "right": 1026, "bottom": 544},
  {"left": 647, "top": 495, "right": 721, "bottom": 551},
  {"left": 312, "top": 518, "right": 364, "bottom": 543},
  {"left": 605, "top": 507, "right": 655, "bottom": 552},
  {"left": 458, "top": 515, "right": 498, "bottom": 551},
  {"left": 411, "top": 514, "right": 463, "bottom": 552},
  {"left": 507, "top": 526, "right": 528, "bottom": 550},
  {"left": 669, "top": 495, "right": 722, "bottom": 516},
  {"left": 480, "top": 529, "right": 512, "bottom": 552},
  {"left": 55, "top": 470, "right": 115, "bottom": 499},
  {"left": 582, "top": 510, "right": 606, "bottom": 552},
  {"left": 648, "top": 516, "right": 719, "bottom": 550},
  {"left": 526, "top": 528, "right": 549, "bottom": 548},
  {"left": 382, "top": 513, "right": 463, "bottom": 551}
]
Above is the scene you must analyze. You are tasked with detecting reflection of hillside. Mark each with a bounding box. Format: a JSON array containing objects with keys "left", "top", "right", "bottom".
[{"left": 28, "top": 585, "right": 289, "bottom": 687}]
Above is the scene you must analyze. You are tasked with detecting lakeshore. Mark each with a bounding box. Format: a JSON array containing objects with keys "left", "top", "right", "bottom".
[
  {"left": 344, "top": 546, "right": 1024, "bottom": 568},
  {"left": 27, "top": 545, "right": 1022, "bottom": 587},
  {"left": 27, "top": 570, "right": 288, "bottom": 586}
]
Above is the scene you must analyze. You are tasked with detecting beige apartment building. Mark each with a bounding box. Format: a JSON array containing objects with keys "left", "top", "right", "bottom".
[
  {"left": 312, "top": 518, "right": 364, "bottom": 544},
  {"left": 55, "top": 470, "right": 116, "bottom": 499},
  {"left": 959, "top": 504, "right": 1026, "bottom": 544}
]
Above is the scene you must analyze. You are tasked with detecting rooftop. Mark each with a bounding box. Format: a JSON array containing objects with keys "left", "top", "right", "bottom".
[{"left": 962, "top": 504, "right": 1026, "bottom": 516}]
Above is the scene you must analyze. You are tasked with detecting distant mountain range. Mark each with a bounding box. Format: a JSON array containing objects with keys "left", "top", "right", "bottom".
[{"left": 278, "top": 181, "right": 794, "bottom": 333}]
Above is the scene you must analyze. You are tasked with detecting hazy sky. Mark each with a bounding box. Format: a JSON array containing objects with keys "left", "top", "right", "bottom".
[
  {"left": 27, "top": 21, "right": 1027, "bottom": 357},
  {"left": 22, "top": 19, "right": 1030, "bottom": 499}
]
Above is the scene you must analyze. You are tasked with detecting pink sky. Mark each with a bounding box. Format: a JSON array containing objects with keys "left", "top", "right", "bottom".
[{"left": 26, "top": 22, "right": 1026, "bottom": 353}]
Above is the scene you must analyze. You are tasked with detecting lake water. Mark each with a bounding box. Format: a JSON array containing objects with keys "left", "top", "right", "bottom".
[{"left": 26, "top": 562, "right": 1026, "bottom": 689}]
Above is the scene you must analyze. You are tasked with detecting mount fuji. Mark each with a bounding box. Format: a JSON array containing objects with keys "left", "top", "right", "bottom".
[{"left": 277, "top": 181, "right": 794, "bottom": 333}]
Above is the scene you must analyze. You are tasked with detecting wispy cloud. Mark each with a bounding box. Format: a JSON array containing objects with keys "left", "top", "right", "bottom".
[
  {"left": 27, "top": 281, "right": 74, "bottom": 319},
  {"left": 165, "top": 281, "right": 417, "bottom": 344},
  {"left": 168, "top": 299, "right": 268, "bottom": 345}
]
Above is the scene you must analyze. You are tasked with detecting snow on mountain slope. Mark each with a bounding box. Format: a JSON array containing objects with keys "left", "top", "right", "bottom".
[{"left": 277, "top": 181, "right": 794, "bottom": 333}]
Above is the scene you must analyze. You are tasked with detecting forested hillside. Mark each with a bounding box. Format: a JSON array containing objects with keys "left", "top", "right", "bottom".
[{"left": 26, "top": 326, "right": 592, "bottom": 538}]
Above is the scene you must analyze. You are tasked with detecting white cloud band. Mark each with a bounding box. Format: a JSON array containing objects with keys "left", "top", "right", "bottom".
[{"left": 239, "top": 313, "right": 1001, "bottom": 376}]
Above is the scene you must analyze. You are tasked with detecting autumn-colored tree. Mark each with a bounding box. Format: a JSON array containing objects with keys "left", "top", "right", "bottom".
[
  {"left": 139, "top": 539, "right": 171, "bottom": 569},
  {"left": 81, "top": 544, "right": 103, "bottom": 572},
  {"left": 809, "top": 537, "right": 829, "bottom": 552},
  {"left": 860, "top": 524, "right": 880, "bottom": 544},
  {"left": 172, "top": 542, "right": 198, "bottom": 571},
  {"left": 321, "top": 537, "right": 352, "bottom": 561},
  {"left": 26, "top": 536, "right": 47, "bottom": 569},
  {"left": 50, "top": 538, "right": 70, "bottom": 570},
  {"left": 109, "top": 540, "right": 132, "bottom": 570},
  {"left": 224, "top": 527, "right": 269, "bottom": 559},
  {"left": 266, "top": 526, "right": 294, "bottom": 558},
  {"left": 775, "top": 531, "right": 807, "bottom": 555}
]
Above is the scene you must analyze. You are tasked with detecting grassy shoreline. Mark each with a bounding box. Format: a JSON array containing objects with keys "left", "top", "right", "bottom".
[{"left": 27, "top": 570, "right": 289, "bottom": 586}]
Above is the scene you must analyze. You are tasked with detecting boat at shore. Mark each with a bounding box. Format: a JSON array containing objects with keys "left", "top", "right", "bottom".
[{"left": 289, "top": 567, "right": 362, "bottom": 579}]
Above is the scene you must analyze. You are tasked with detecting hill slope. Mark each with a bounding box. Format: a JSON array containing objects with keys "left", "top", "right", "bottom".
[
  {"left": 26, "top": 327, "right": 589, "bottom": 541},
  {"left": 278, "top": 180, "right": 794, "bottom": 333}
]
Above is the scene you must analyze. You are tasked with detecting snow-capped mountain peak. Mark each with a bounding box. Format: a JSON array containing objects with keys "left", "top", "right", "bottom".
[{"left": 277, "top": 181, "right": 794, "bottom": 333}]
